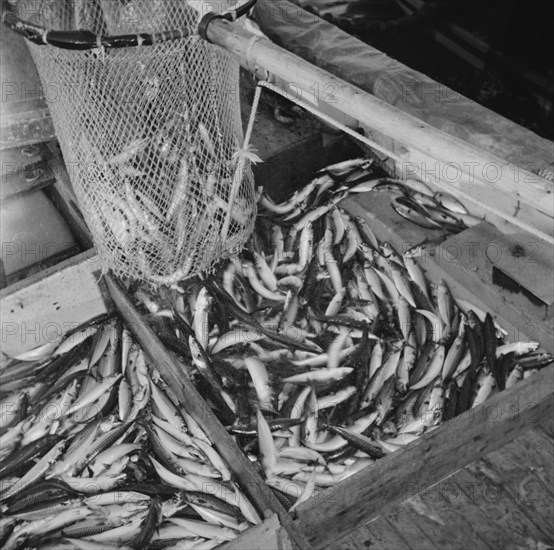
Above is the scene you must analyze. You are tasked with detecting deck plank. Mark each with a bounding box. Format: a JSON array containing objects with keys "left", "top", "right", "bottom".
[
  {"left": 496, "top": 429, "right": 554, "bottom": 491},
  {"left": 0, "top": 160, "right": 55, "bottom": 202},
  {"left": 334, "top": 516, "right": 413, "bottom": 550},
  {"left": 536, "top": 416, "right": 554, "bottom": 440},
  {"left": 385, "top": 506, "right": 443, "bottom": 550},
  {"left": 475, "top": 435, "right": 554, "bottom": 541},
  {"left": 294, "top": 365, "right": 554, "bottom": 549},
  {"left": 402, "top": 493, "right": 492, "bottom": 550},
  {"left": 460, "top": 463, "right": 552, "bottom": 545},
  {"left": 221, "top": 514, "right": 291, "bottom": 550},
  {"left": 411, "top": 476, "right": 530, "bottom": 550},
  {"left": 0, "top": 250, "right": 109, "bottom": 356}
]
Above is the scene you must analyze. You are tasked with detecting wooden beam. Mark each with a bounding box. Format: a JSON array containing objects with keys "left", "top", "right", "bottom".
[
  {"left": 1, "top": 142, "right": 52, "bottom": 169},
  {"left": 45, "top": 141, "right": 93, "bottom": 248},
  {"left": 5, "top": 244, "right": 82, "bottom": 288},
  {"left": 0, "top": 250, "right": 108, "bottom": 356},
  {"left": 394, "top": 147, "right": 553, "bottom": 239},
  {"left": 0, "top": 101, "right": 55, "bottom": 150},
  {"left": 293, "top": 364, "right": 554, "bottom": 548},
  {"left": 103, "top": 274, "right": 312, "bottom": 550},
  {"left": 397, "top": 471, "right": 547, "bottom": 549},
  {"left": 205, "top": 16, "right": 554, "bottom": 242},
  {"left": 333, "top": 515, "right": 413, "bottom": 550},
  {"left": 0, "top": 161, "right": 56, "bottom": 203}
]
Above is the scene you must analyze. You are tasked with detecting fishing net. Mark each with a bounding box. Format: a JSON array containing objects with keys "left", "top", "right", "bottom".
[{"left": 11, "top": 0, "right": 257, "bottom": 284}]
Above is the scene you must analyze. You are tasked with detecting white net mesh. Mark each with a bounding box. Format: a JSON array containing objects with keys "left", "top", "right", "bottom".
[{"left": 18, "top": 1, "right": 257, "bottom": 284}]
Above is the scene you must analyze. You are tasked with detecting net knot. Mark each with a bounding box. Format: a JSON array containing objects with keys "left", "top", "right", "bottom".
[{"left": 232, "top": 144, "right": 262, "bottom": 166}]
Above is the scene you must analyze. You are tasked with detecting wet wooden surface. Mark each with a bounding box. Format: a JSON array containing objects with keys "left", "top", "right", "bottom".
[
  {"left": 295, "top": 363, "right": 553, "bottom": 549},
  {"left": 333, "top": 425, "right": 554, "bottom": 550}
]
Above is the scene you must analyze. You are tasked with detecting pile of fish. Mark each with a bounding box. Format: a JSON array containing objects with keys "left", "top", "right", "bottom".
[
  {"left": 138, "top": 158, "right": 552, "bottom": 503},
  {"left": 1, "top": 157, "right": 552, "bottom": 548},
  {"left": 0, "top": 320, "right": 259, "bottom": 550},
  {"left": 259, "top": 157, "right": 481, "bottom": 232}
]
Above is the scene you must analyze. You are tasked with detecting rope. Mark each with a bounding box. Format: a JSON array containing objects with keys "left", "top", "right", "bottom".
[
  {"left": 258, "top": 81, "right": 554, "bottom": 246},
  {"left": 245, "top": 83, "right": 263, "bottom": 149},
  {"left": 220, "top": 83, "right": 264, "bottom": 242}
]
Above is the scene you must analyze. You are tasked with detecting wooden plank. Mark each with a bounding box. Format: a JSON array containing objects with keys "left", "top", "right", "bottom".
[
  {"left": 334, "top": 516, "right": 413, "bottom": 550},
  {"left": 341, "top": 194, "right": 554, "bottom": 352},
  {"left": 276, "top": 526, "right": 294, "bottom": 550},
  {"left": 0, "top": 107, "right": 56, "bottom": 151},
  {"left": 413, "top": 473, "right": 539, "bottom": 549},
  {"left": 537, "top": 416, "right": 554, "bottom": 439},
  {"left": 427, "top": 27, "right": 485, "bottom": 71},
  {"left": 410, "top": 149, "right": 554, "bottom": 240},
  {"left": 0, "top": 260, "right": 7, "bottom": 290},
  {"left": 293, "top": 365, "right": 554, "bottom": 549},
  {"left": 445, "top": 21, "right": 554, "bottom": 102},
  {"left": 44, "top": 184, "right": 92, "bottom": 250},
  {"left": 455, "top": 467, "right": 553, "bottom": 546},
  {"left": 1, "top": 186, "right": 78, "bottom": 279},
  {"left": 473, "top": 437, "right": 554, "bottom": 540},
  {"left": 45, "top": 142, "right": 93, "bottom": 249},
  {"left": 0, "top": 161, "right": 55, "bottom": 202},
  {"left": 0, "top": 142, "right": 52, "bottom": 170},
  {"left": 384, "top": 506, "right": 442, "bottom": 550},
  {"left": 0, "top": 26, "right": 56, "bottom": 150},
  {"left": 389, "top": 501, "right": 471, "bottom": 550},
  {"left": 103, "top": 274, "right": 312, "bottom": 550},
  {"left": 438, "top": 223, "right": 553, "bottom": 319},
  {"left": 222, "top": 514, "right": 292, "bottom": 550},
  {"left": 0, "top": 250, "right": 108, "bottom": 356},
  {"left": 206, "top": 15, "right": 554, "bottom": 242},
  {"left": 495, "top": 429, "right": 554, "bottom": 491},
  {"left": 5, "top": 244, "right": 82, "bottom": 288},
  {"left": 1, "top": 174, "right": 55, "bottom": 203}
]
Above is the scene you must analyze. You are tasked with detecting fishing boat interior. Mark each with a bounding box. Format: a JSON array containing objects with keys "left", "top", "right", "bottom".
[{"left": 0, "top": 1, "right": 552, "bottom": 549}]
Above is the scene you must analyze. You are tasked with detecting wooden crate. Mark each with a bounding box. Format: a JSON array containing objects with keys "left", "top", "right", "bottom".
[
  {"left": 1, "top": 112, "right": 551, "bottom": 550},
  {"left": 3, "top": 9, "right": 551, "bottom": 548},
  {"left": 287, "top": 192, "right": 554, "bottom": 549},
  {"left": 0, "top": 251, "right": 300, "bottom": 549},
  {"left": 2, "top": 205, "right": 552, "bottom": 550}
]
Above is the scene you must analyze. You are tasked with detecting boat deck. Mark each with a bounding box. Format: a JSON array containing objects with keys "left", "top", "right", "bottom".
[
  {"left": 1, "top": 7, "right": 553, "bottom": 549},
  {"left": 335, "top": 421, "right": 554, "bottom": 549}
]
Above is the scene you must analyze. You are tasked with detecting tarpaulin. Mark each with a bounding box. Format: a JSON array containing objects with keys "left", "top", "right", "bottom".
[{"left": 253, "top": 0, "right": 554, "bottom": 178}]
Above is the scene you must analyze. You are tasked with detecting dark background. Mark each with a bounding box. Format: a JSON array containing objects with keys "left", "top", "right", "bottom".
[{"left": 304, "top": 0, "right": 554, "bottom": 139}]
